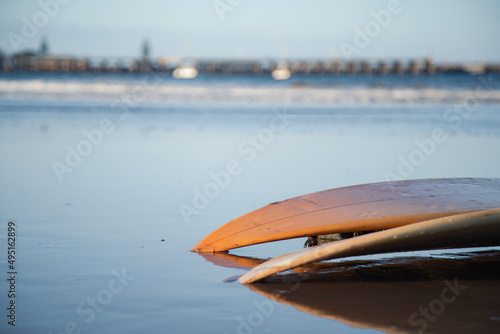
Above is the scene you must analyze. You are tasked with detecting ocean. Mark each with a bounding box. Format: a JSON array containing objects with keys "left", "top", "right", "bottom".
[{"left": 1, "top": 71, "right": 500, "bottom": 333}]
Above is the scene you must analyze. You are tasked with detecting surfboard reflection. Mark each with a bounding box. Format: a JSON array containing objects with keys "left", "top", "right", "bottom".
[
  {"left": 200, "top": 250, "right": 500, "bottom": 333},
  {"left": 198, "top": 252, "right": 267, "bottom": 270}
]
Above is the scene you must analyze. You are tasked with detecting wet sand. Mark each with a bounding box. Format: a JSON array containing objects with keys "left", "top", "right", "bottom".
[{"left": 1, "top": 83, "right": 500, "bottom": 333}]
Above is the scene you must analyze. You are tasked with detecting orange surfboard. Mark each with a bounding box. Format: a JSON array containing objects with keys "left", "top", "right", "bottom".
[
  {"left": 238, "top": 208, "right": 500, "bottom": 283},
  {"left": 192, "top": 178, "right": 500, "bottom": 253}
]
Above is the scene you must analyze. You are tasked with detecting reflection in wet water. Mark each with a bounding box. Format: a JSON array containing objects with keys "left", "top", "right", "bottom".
[
  {"left": 1, "top": 97, "right": 500, "bottom": 333},
  {"left": 204, "top": 250, "right": 500, "bottom": 333}
]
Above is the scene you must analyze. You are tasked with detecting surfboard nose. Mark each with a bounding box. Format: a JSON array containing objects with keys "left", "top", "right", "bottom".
[
  {"left": 191, "top": 242, "right": 215, "bottom": 253},
  {"left": 191, "top": 227, "right": 233, "bottom": 253}
]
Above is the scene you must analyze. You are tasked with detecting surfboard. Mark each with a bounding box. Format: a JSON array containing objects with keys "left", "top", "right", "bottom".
[
  {"left": 192, "top": 178, "right": 500, "bottom": 253},
  {"left": 238, "top": 208, "right": 500, "bottom": 283}
]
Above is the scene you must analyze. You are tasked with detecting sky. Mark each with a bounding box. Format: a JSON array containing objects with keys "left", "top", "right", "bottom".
[{"left": 0, "top": 0, "right": 499, "bottom": 62}]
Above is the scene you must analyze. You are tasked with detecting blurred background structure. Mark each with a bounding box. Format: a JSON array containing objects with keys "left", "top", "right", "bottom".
[
  {"left": 1, "top": 38, "right": 499, "bottom": 76},
  {"left": 1, "top": 0, "right": 499, "bottom": 76}
]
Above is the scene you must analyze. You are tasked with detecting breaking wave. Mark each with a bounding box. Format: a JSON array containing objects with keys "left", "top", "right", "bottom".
[{"left": 1, "top": 76, "right": 499, "bottom": 106}]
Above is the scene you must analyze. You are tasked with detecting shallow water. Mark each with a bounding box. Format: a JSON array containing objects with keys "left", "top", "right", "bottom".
[{"left": 1, "top": 74, "right": 500, "bottom": 333}]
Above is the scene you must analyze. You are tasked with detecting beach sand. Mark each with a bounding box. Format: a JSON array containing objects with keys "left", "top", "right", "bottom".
[{"left": 1, "top": 73, "right": 500, "bottom": 333}]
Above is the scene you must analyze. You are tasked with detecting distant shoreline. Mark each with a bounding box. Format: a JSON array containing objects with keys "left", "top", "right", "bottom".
[{"left": 2, "top": 53, "right": 499, "bottom": 76}]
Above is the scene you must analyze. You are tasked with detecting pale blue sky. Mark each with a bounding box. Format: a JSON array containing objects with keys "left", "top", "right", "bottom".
[{"left": 1, "top": 0, "right": 499, "bottom": 62}]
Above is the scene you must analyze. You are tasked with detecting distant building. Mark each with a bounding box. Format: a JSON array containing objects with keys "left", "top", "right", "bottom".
[
  {"left": 142, "top": 39, "right": 150, "bottom": 60},
  {"left": 39, "top": 37, "right": 49, "bottom": 56}
]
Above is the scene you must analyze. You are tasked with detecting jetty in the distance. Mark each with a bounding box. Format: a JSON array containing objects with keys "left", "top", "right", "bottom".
[{"left": 1, "top": 52, "right": 499, "bottom": 77}]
